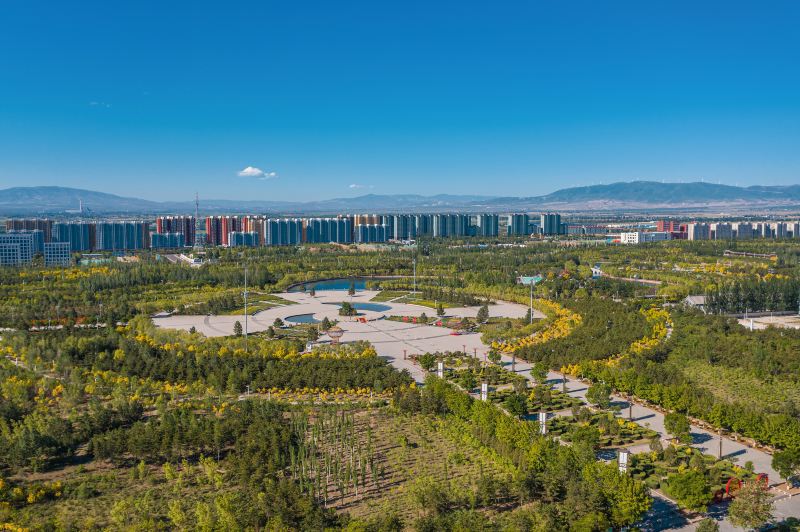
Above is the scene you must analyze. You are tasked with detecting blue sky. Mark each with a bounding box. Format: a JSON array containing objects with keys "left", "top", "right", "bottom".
[{"left": 0, "top": 0, "right": 798, "bottom": 201}]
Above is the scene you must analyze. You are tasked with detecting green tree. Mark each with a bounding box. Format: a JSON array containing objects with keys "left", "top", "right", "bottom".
[
  {"left": 695, "top": 518, "right": 719, "bottom": 532},
  {"left": 581, "top": 462, "right": 652, "bottom": 527},
  {"left": 233, "top": 321, "right": 243, "bottom": 336},
  {"left": 189, "top": 326, "right": 197, "bottom": 334},
  {"left": 418, "top": 353, "right": 437, "bottom": 372},
  {"left": 436, "top": 302, "right": 445, "bottom": 317},
  {"left": 348, "top": 281, "right": 356, "bottom": 296},
  {"left": 488, "top": 351, "right": 501, "bottom": 365},
  {"left": 476, "top": 304, "right": 489, "bottom": 323},
  {"left": 273, "top": 318, "right": 284, "bottom": 328},
  {"left": 586, "top": 382, "right": 612, "bottom": 409},
  {"left": 504, "top": 393, "right": 528, "bottom": 418},
  {"left": 307, "top": 327, "right": 319, "bottom": 342},
  {"left": 459, "top": 370, "right": 477, "bottom": 391},
  {"left": 664, "top": 470, "right": 712, "bottom": 512},
  {"left": 728, "top": 480, "right": 774, "bottom": 530},
  {"left": 664, "top": 412, "right": 692, "bottom": 444},
  {"left": 266, "top": 326, "right": 275, "bottom": 338},
  {"left": 320, "top": 317, "right": 332, "bottom": 331},
  {"left": 772, "top": 448, "right": 800, "bottom": 488},
  {"left": 407, "top": 475, "right": 450, "bottom": 516},
  {"left": 339, "top": 302, "right": 357, "bottom": 316},
  {"left": 530, "top": 362, "right": 549, "bottom": 385}
]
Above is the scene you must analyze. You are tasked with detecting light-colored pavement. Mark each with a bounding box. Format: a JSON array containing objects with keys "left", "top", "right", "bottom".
[{"left": 153, "top": 290, "right": 535, "bottom": 339}]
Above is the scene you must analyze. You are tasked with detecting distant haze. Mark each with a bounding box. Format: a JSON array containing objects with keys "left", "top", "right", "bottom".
[{"left": 2, "top": 181, "right": 800, "bottom": 216}]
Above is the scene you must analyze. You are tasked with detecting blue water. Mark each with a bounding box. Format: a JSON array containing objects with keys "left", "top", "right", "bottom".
[
  {"left": 288, "top": 277, "right": 398, "bottom": 292},
  {"left": 285, "top": 313, "right": 320, "bottom": 324},
  {"left": 324, "top": 302, "right": 392, "bottom": 312},
  {"left": 288, "top": 278, "right": 368, "bottom": 292}
]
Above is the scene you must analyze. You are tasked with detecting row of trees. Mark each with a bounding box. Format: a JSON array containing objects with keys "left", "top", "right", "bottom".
[{"left": 392, "top": 376, "right": 652, "bottom": 528}]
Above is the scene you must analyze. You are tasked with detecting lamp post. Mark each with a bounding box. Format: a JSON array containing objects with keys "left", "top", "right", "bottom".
[{"left": 244, "top": 265, "right": 248, "bottom": 353}]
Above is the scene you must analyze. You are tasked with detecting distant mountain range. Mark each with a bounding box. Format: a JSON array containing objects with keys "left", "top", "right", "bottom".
[{"left": 1, "top": 182, "right": 800, "bottom": 216}]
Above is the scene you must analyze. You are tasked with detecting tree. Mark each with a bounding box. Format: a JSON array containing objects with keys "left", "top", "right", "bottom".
[
  {"left": 695, "top": 518, "right": 719, "bottom": 532},
  {"left": 348, "top": 281, "right": 356, "bottom": 296},
  {"left": 459, "top": 370, "right": 476, "bottom": 391},
  {"left": 418, "top": 353, "right": 437, "bottom": 372},
  {"left": 772, "top": 448, "right": 800, "bottom": 487},
  {"left": 266, "top": 326, "right": 275, "bottom": 339},
  {"left": 586, "top": 382, "right": 612, "bottom": 409},
  {"left": 339, "top": 302, "right": 357, "bottom": 316},
  {"left": 728, "top": 480, "right": 774, "bottom": 530},
  {"left": 487, "top": 351, "right": 501, "bottom": 365},
  {"left": 530, "top": 362, "right": 549, "bottom": 385},
  {"left": 233, "top": 321, "right": 243, "bottom": 336},
  {"left": 664, "top": 412, "right": 692, "bottom": 444},
  {"left": 581, "top": 462, "right": 652, "bottom": 528},
  {"left": 307, "top": 327, "right": 319, "bottom": 342},
  {"left": 189, "top": 326, "right": 197, "bottom": 334},
  {"left": 664, "top": 470, "right": 712, "bottom": 512},
  {"left": 273, "top": 318, "right": 284, "bottom": 328},
  {"left": 436, "top": 303, "right": 445, "bottom": 317},
  {"left": 476, "top": 304, "right": 489, "bottom": 323},
  {"left": 504, "top": 393, "right": 528, "bottom": 418},
  {"left": 419, "top": 312, "right": 428, "bottom": 323},
  {"left": 320, "top": 317, "right": 332, "bottom": 331},
  {"left": 524, "top": 307, "right": 532, "bottom": 323}
]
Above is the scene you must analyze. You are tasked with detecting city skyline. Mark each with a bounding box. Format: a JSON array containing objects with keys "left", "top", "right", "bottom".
[{"left": 1, "top": 1, "right": 799, "bottom": 201}]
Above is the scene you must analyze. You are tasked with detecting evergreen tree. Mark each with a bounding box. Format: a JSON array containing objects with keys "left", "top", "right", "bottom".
[{"left": 233, "top": 321, "right": 243, "bottom": 336}]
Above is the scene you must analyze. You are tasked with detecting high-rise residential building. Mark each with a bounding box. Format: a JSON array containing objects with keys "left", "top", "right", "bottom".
[
  {"left": 0, "top": 232, "right": 35, "bottom": 265},
  {"left": 508, "top": 214, "right": 530, "bottom": 236},
  {"left": 150, "top": 232, "right": 186, "bottom": 249},
  {"left": 686, "top": 223, "right": 711, "bottom": 240},
  {"left": 655, "top": 220, "right": 681, "bottom": 232},
  {"left": 789, "top": 222, "right": 800, "bottom": 238},
  {"left": 392, "top": 214, "right": 417, "bottom": 240},
  {"left": 156, "top": 216, "right": 196, "bottom": 246},
  {"left": 265, "top": 218, "right": 303, "bottom": 246},
  {"left": 539, "top": 213, "right": 562, "bottom": 235},
  {"left": 732, "top": 222, "right": 753, "bottom": 239},
  {"left": 711, "top": 223, "right": 733, "bottom": 240},
  {"left": 228, "top": 231, "right": 260, "bottom": 247},
  {"left": 204, "top": 216, "right": 241, "bottom": 246},
  {"left": 8, "top": 230, "right": 45, "bottom": 254},
  {"left": 415, "top": 214, "right": 433, "bottom": 236},
  {"left": 432, "top": 214, "right": 470, "bottom": 238},
  {"left": 355, "top": 224, "right": 389, "bottom": 243},
  {"left": 770, "top": 222, "right": 788, "bottom": 238},
  {"left": 5, "top": 219, "right": 53, "bottom": 242},
  {"left": 477, "top": 214, "right": 499, "bottom": 237},
  {"left": 94, "top": 221, "right": 149, "bottom": 251},
  {"left": 44, "top": 242, "right": 71, "bottom": 266},
  {"left": 304, "top": 218, "right": 353, "bottom": 244},
  {"left": 52, "top": 222, "right": 93, "bottom": 251}
]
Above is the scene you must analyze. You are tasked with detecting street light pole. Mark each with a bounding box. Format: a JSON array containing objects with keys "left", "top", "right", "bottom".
[
  {"left": 529, "top": 281, "right": 534, "bottom": 324},
  {"left": 413, "top": 257, "right": 417, "bottom": 294},
  {"left": 244, "top": 265, "right": 248, "bottom": 353}
]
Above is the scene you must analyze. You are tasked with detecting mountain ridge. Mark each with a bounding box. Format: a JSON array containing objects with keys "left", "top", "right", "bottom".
[{"left": 1, "top": 182, "right": 799, "bottom": 215}]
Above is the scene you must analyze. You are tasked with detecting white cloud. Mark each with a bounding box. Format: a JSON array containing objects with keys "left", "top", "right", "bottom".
[
  {"left": 349, "top": 183, "right": 373, "bottom": 189},
  {"left": 238, "top": 166, "right": 278, "bottom": 180},
  {"left": 89, "top": 101, "right": 112, "bottom": 108}
]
